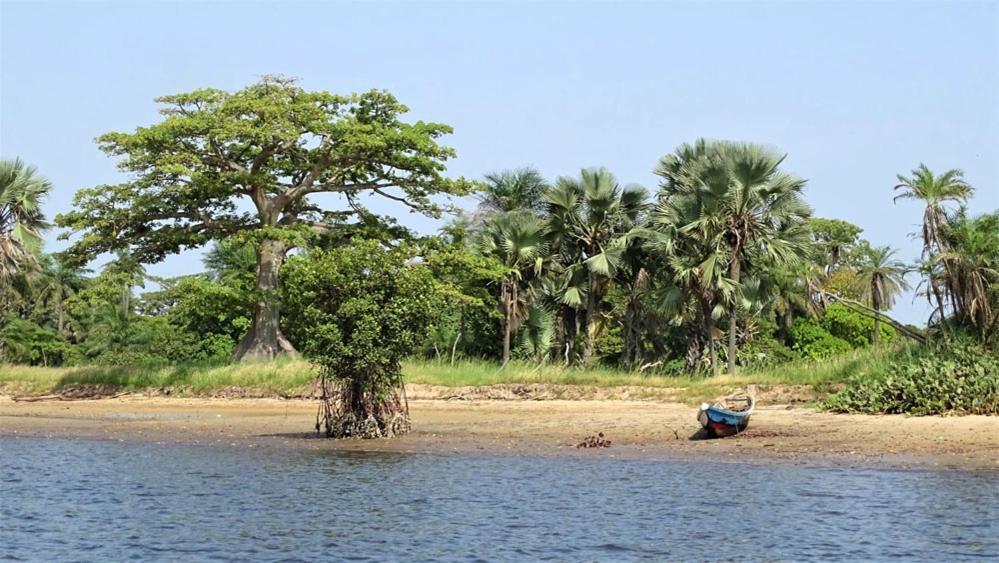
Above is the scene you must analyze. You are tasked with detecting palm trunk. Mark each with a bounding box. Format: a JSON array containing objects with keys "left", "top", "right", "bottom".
[
  {"left": 582, "top": 275, "right": 598, "bottom": 365},
  {"left": 233, "top": 238, "right": 297, "bottom": 361},
  {"left": 727, "top": 254, "right": 742, "bottom": 375},
  {"left": 56, "top": 300, "right": 65, "bottom": 336},
  {"left": 873, "top": 312, "right": 881, "bottom": 350},
  {"left": 501, "top": 281, "right": 512, "bottom": 365},
  {"left": 702, "top": 298, "right": 719, "bottom": 375}
]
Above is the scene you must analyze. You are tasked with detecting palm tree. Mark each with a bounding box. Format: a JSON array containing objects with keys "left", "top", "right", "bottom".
[
  {"left": 853, "top": 245, "right": 910, "bottom": 349},
  {"left": 478, "top": 168, "right": 549, "bottom": 214},
  {"left": 35, "top": 254, "right": 91, "bottom": 336},
  {"left": 101, "top": 249, "right": 147, "bottom": 321},
  {"left": 659, "top": 141, "right": 812, "bottom": 374},
  {"left": 544, "top": 168, "right": 647, "bottom": 364},
  {"left": 893, "top": 164, "right": 972, "bottom": 321},
  {"left": 933, "top": 211, "right": 999, "bottom": 340},
  {"left": 0, "top": 158, "right": 52, "bottom": 281},
  {"left": 478, "top": 211, "right": 548, "bottom": 364}
]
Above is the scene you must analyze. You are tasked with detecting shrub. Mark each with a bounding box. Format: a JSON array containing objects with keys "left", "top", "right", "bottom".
[
  {"left": 738, "top": 334, "right": 799, "bottom": 368},
  {"left": 788, "top": 318, "right": 852, "bottom": 359},
  {"left": 820, "top": 303, "right": 894, "bottom": 347},
  {"left": 824, "top": 344, "right": 999, "bottom": 415},
  {"left": 0, "top": 317, "right": 76, "bottom": 366},
  {"left": 282, "top": 241, "right": 444, "bottom": 438}
]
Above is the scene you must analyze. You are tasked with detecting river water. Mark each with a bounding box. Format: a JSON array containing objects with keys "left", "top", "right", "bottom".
[{"left": 1, "top": 437, "right": 996, "bottom": 561}]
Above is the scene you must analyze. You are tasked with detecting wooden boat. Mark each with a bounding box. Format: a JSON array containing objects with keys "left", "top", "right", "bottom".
[{"left": 697, "top": 394, "right": 755, "bottom": 438}]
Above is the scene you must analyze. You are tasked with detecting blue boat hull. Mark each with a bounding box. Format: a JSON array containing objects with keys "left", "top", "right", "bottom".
[{"left": 697, "top": 404, "right": 753, "bottom": 438}]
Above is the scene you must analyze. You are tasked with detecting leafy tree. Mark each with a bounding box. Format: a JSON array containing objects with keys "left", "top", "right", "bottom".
[
  {"left": 422, "top": 224, "right": 506, "bottom": 363},
  {"left": 0, "top": 158, "right": 51, "bottom": 281},
  {"left": 0, "top": 316, "right": 74, "bottom": 366},
  {"left": 809, "top": 217, "right": 863, "bottom": 273},
  {"left": 282, "top": 241, "right": 443, "bottom": 438},
  {"left": 852, "top": 244, "right": 910, "bottom": 349},
  {"left": 56, "top": 77, "right": 471, "bottom": 361},
  {"left": 820, "top": 302, "right": 894, "bottom": 347},
  {"left": 893, "top": 164, "right": 972, "bottom": 321}
]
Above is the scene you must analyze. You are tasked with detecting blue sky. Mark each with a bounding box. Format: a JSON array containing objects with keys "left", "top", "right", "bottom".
[{"left": 2, "top": 1, "right": 997, "bottom": 325}]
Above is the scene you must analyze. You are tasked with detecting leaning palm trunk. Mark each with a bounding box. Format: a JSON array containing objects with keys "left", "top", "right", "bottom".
[{"left": 316, "top": 371, "right": 410, "bottom": 439}]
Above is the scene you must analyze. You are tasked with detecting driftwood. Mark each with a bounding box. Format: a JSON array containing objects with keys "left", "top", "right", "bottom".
[{"left": 11, "top": 391, "right": 130, "bottom": 402}]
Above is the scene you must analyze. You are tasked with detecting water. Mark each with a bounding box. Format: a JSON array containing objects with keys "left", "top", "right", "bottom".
[{"left": 1, "top": 437, "right": 996, "bottom": 561}]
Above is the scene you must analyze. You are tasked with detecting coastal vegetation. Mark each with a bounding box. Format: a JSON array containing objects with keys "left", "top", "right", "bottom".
[{"left": 1, "top": 78, "right": 997, "bottom": 427}]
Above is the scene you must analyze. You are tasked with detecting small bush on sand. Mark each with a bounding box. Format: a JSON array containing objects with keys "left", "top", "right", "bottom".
[{"left": 824, "top": 343, "right": 999, "bottom": 415}]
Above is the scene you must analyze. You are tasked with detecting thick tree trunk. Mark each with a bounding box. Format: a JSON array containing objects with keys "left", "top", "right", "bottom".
[{"left": 233, "top": 239, "right": 297, "bottom": 362}]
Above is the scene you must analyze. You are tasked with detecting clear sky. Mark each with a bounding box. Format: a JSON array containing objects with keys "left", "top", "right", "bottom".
[{"left": 2, "top": 1, "right": 997, "bottom": 325}]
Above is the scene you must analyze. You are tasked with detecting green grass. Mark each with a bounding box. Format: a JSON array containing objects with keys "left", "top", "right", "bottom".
[
  {"left": 0, "top": 357, "right": 316, "bottom": 396},
  {"left": 1, "top": 347, "right": 897, "bottom": 402}
]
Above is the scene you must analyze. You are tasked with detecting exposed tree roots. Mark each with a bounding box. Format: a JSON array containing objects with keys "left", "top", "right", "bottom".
[{"left": 315, "top": 374, "right": 410, "bottom": 439}]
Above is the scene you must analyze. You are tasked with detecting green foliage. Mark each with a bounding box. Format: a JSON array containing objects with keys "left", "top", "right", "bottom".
[
  {"left": 820, "top": 303, "right": 895, "bottom": 347},
  {"left": 56, "top": 76, "right": 472, "bottom": 265},
  {"left": 281, "top": 241, "right": 444, "bottom": 386},
  {"left": 1, "top": 316, "right": 75, "bottom": 366},
  {"left": 738, "top": 333, "right": 799, "bottom": 368},
  {"left": 788, "top": 317, "right": 852, "bottom": 359},
  {"left": 0, "top": 158, "right": 52, "bottom": 280},
  {"left": 825, "top": 344, "right": 999, "bottom": 415},
  {"left": 167, "top": 275, "right": 251, "bottom": 344},
  {"left": 809, "top": 217, "right": 863, "bottom": 270}
]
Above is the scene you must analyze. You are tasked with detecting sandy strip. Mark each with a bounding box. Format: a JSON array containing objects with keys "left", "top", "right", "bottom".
[{"left": 1, "top": 396, "right": 996, "bottom": 470}]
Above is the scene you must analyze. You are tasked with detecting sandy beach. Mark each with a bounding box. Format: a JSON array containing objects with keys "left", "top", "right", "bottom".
[{"left": 2, "top": 393, "right": 997, "bottom": 471}]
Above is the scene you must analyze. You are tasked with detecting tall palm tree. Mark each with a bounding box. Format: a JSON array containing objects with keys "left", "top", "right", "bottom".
[
  {"left": 853, "top": 245, "right": 910, "bottom": 349},
  {"left": 478, "top": 167, "right": 549, "bottom": 214},
  {"left": 478, "top": 211, "right": 548, "bottom": 364},
  {"left": 0, "top": 158, "right": 52, "bottom": 281},
  {"left": 893, "top": 164, "right": 972, "bottom": 321},
  {"left": 544, "top": 168, "right": 647, "bottom": 364},
  {"left": 660, "top": 141, "right": 812, "bottom": 374}
]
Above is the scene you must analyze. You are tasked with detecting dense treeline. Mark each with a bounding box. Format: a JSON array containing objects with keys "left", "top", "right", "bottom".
[{"left": 1, "top": 79, "right": 997, "bottom": 418}]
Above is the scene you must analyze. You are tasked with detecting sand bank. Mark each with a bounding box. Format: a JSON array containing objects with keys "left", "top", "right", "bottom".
[{"left": 1, "top": 395, "right": 996, "bottom": 470}]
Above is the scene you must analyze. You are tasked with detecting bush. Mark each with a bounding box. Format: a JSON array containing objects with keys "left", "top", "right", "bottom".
[
  {"left": 738, "top": 334, "right": 799, "bottom": 368},
  {"left": 1, "top": 317, "right": 76, "bottom": 366},
  {"left": 788, "top": 318, "right": 852, "bottom": 359},
  {"left": 824, "top": 344, "right": 999, "bottom": 415},
  {"left": 282, "top": 241, "right": 444, "bottom": 438},
  {"left": 820, "top": 303, "right": 894, "bottom": 347}
]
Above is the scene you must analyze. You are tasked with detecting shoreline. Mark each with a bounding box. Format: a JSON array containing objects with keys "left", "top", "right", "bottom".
[{"left": 2, "top": 395, "right": 997, "bottom": 471}]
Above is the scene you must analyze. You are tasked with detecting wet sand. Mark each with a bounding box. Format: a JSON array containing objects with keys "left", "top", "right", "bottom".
[{"left": 1, "top": 395, "right": 996, "bottom": 470}]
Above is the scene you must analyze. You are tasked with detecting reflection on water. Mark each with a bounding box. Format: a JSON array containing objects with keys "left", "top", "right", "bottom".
[{"left": 1, "top": 437, "right": 996, "bottom": 561}]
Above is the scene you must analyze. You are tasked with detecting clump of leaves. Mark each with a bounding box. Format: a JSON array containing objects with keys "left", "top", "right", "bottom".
[
  {"left": 824, "top": 343, "right": 999, "bottom": 415},
  {"left": 787, "top": 318, "right": 853, "bottom": 359},
  {"left": 282, "top": 240, "right": 444, "bottom": 438}
]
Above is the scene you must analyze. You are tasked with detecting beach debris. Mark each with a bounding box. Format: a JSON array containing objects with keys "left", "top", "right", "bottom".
[{"left": 576, "top": 432, "right": 612, "bottom": 448}]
